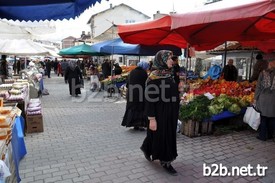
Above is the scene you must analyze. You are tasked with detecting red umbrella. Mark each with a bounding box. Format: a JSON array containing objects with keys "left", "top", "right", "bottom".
[
  {"left": 118, "top": 15, "right": 187, "bottom": 49},
  {"left": 240, "top": 40, "right": 275, "bottom": 53},
  {"left": 171, "top": 0, "right": 275, "bottom": 50}
]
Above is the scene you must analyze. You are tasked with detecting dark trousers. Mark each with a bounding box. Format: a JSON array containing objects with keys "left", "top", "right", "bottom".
[
  {"left": 259, "top": 116, "right": 275, "bottom": 140},
  {"left": 47, "top": 69, "right": 51, "bottom": 78}
]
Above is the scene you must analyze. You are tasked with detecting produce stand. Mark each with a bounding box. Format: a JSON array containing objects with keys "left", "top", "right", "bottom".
[{"left": 179, "top": 78, "right": 255, "bottom": 137}]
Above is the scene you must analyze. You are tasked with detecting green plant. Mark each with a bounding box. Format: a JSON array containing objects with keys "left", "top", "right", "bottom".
[{"left": 179, "top": 95, "right": 211, "bottom": 121}]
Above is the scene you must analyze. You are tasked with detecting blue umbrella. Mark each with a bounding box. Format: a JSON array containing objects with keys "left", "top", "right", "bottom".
[
  {"left": 0, "top": 0, "right": 101, "bottom": 21},
  {"left": 91, "top": 38, "right": 182, "bottom": 56}
]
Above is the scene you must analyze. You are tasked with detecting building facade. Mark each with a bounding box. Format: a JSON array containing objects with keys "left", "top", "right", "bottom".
[
  {"left": 61, "top": 36, "right": 76, "bottom": 49},
  {"left": 87, "top": 3, "right": 150, "bottom": 42}
]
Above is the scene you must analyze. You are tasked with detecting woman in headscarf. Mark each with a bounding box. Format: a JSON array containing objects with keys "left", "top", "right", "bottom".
[
  {"left": 121, "top": 61, "right": 149, "bottom": 130},
  {"left": 140, "top": 50, "right": 179, "bottom": 175},
  {"left": 65, "top": 60, "right": 83, "bottom": 97},
  {"left": 255, "top": 60, "right": 275, "bottom": 141}
]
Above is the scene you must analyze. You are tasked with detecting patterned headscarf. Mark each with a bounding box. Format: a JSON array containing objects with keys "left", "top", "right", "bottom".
[
  {"left": 146, "top": 50, "right": 173, "bottom": 83},
  {"left": 262, "top": 61, "right": 275, "bottom": 90},
  {"left": 69, "top": 60, "right": 77, "bottom": 70},
  {"left": 153, "top": 50, "right": 173, "bottom": 70}
]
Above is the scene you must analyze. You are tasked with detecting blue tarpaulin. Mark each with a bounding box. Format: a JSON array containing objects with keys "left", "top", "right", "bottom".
[
  {"left": 0, "top": 0, "right": 101, "bottom": 21},
  {"left": 91, "top": 38, "right": 182, "bottom": 56}
]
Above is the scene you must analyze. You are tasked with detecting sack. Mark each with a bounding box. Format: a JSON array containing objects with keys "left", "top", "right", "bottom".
[{"left": 243, "top": 106, "right": 261, "bottom": 130}]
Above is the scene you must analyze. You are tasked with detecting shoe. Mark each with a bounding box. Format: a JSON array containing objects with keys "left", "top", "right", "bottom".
[
  {"left": 163, "top": 164, "right": 178, "bottom": 176},
  {"left": 139, "top": 127, "right": 145, "bottom": 131},
  {"left": 133, "top": 126, "right": 139, "bottom": 131},
  {"left": 256, "top": 136, "right": 266, "bottom": 141},
  {"left": 140, "top": 147, "right": 151, "bottom": 162}
]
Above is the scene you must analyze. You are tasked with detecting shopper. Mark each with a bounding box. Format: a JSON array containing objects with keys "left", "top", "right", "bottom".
[
  {"left": 64, "top": 60, "right": 83, "bottom": 97},
  {"left": 114, "top": 63, "right": 122, "bottom": 75},
  {"left": 140, "top": 50, "right": 179, "bottom": 175},
  {"left": 250, "top": 53, "right": 268, "bottom": 82},
  {"left": 0, "top": 55, "right": 8, "bottom": 83},
  {"left": 222, "top": 59, "right": 238, "bottom": 81},
  {"left": 254, "top": 60, "right": 275, "bottom": 141},
  {"left": 172, "top": 55, "right": 180, "bottom": 86},
  {"left": 45, "top": 59, "right": 52, "bottom": 78},
  {"left": 121, "top": 61, "right": 149, "bottom": 130},
  {"left": 101, "top": 59, "right": 111, "bottom": 78}
]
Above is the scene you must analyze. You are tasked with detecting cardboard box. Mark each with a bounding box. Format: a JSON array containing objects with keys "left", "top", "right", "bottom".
[{"left": 26, "top": 114, "right": 43, "bottom": 133}]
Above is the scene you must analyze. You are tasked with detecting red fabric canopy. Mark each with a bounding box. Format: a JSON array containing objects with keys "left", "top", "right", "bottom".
[
  {"left": 240, "top": 40, "right": 275, "bottom": 53},
  {"left": 171, "top": 0, "right": 275, "bottom": 50},
  {"left": 118, "top": 16, "right": 187, "bottom": 48}
]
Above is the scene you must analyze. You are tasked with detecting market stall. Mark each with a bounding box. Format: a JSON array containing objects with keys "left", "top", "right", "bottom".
[
  {"left": 0, "top": 105, "right": 27, "bottom": 183},
  {"left": 179, "top": 78, "right": 256, "bottom": 137}
]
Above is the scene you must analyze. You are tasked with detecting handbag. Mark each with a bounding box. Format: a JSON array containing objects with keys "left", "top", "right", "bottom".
[{"left": 243, "top": 106, "right": 261, "bottom": 130}]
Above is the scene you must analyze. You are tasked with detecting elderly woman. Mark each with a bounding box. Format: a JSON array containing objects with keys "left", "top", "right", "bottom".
[
  {"left": 121, "top": 61, "right": 149, "bottom": 130},
  {"left": 255, "top": 60, "right": 275, "bottom": 141},
  {"left": 64, "top": 60, "right": 83, "bottom": 97},
  {"left": 140, "top": 50, "right": 179, "bottom": 175}
]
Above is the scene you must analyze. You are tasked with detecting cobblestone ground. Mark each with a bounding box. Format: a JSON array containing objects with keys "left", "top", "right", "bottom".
[{"left": 19, "top": 75, "right": 275, "bottom": 183}]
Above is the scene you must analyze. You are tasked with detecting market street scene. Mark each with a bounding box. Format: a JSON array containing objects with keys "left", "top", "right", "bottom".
[
  {"left": 19, "top": 76, "right": 275, "bottom": 183},
  {"left": 0, "top": 0, "right": 275, "bottom": 182}
]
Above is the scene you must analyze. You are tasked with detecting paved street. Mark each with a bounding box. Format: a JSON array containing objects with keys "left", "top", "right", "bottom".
[{"left": 19, "top": 75, "right": 275, "bottom": 183}]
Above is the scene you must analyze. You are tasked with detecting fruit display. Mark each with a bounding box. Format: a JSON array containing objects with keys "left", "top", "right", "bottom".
[
  {"left": 121, "top": 65, "right": 137, "bottom": 73},
  {"left": 182, "top": 78, "right": 256, "bottom": 104},
  {"left": 180, "top": 78, "right": 256, "bottom": 121}
]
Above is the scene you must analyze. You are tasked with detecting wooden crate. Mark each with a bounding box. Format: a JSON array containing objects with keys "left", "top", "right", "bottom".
[
  {"left": 26, "top": 114, "right": 44, "bottom": 133},
  {"left": 200, "top": 121, "right": 213, "bottom": 135},
  {"left": 181, "top": 120, "right": 200, "bottom": 137}
]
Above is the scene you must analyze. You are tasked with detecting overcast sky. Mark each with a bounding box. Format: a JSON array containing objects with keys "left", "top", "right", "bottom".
[{"left": 41, "top": 0, "right": 206, "bottom": 42}]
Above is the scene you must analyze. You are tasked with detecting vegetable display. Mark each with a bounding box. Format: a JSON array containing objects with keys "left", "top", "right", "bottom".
[{"left": 179, "top": 95, "right": 211, "bottom": 121}]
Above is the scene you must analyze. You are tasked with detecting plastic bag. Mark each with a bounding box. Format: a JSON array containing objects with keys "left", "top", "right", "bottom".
[
  {"left": 0, "top": 160, "right": 11, "bottom": 181},
  {"left": 243, "top": 106, "right": 260, "bottom": 130}
]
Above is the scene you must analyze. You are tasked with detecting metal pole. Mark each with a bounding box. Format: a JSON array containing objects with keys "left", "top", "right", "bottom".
[
  {"left": 248, "top": 51, "right": 254, "bottom": 80},
  {"left": 223, "top": 41, "right": 227, "bottom": 67}
]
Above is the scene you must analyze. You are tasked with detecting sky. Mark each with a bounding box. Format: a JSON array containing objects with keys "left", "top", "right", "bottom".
[{"left": 40, "top": 0, "right": 206, "bottom": 42}]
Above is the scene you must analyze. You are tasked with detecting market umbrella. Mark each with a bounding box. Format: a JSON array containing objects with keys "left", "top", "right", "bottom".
[
  {"left": 171, "top": 0, "right": 275, "bottom": 51},
  {"left": 0, "top": 0, "right": 102, "bottom": 21},
  {"left": 118, "top": 15, "right": 187, "bottom": 49},
  {"left": 91, "top": 38, "right": 182, "bottom": 56},
  {"left": 240, "top": 40, "right": 275, "bottom": 53},
  {"left": 59, "top": 43, "right": 106, "bottom": 56},
  {"left": 0, "top": 39, "right": 50, "bottom": 56},
  {"left": 0, "top": 20, "right": 56, "bottom": 40}
]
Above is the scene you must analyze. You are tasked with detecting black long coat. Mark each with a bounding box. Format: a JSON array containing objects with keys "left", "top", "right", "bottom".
[
  {"left": 65, "top": 66, "right": 83, "bottom": 96},
  {"left": 141, "top": 77, "right": 179, "bottom": 162},
  {"left": 121, "top": 67, "right": 148, "bottom": 127}
]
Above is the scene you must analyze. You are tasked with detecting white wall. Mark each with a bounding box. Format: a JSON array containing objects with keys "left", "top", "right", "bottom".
[{"left": 93, "top": 6, "right": 149, "bottom": 37}]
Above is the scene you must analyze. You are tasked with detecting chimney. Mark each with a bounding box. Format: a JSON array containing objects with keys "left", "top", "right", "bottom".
[
  {"left": 110, "top": 3, "right": 113, "bottom": 9},
  {"left": 81, "top": 31, "right": 85, "bottom": 38}
]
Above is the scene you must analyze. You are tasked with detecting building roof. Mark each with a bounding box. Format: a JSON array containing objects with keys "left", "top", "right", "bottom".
[
  {"left": 87, "top": 3, "right": 150, "bottom": 24},
  {"left": 208, "top": 41, "right": 258, "bottom": 54},
  {"left": 62, "top": 36, "right": 76, "bottom": 41}
]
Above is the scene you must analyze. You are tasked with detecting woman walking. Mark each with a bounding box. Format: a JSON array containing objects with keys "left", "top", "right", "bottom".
[
  {"left": 65, "top": 60, "right": 83, "bottom": 97},
  {"left": 140, "top": 50, "right": 180, "bottom": 175},
  {"left": 121, "top": 61, "right": 149, "bottom": 130}
]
